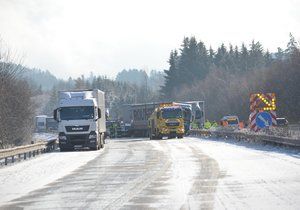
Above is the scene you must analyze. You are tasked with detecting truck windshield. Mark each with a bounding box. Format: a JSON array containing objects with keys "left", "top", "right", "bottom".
[
  {"left": 161, "top": 108, "right": 182, "bottom": 119},
  {"left": 60, "top": 106, "right": 94, "bottom": 120}
]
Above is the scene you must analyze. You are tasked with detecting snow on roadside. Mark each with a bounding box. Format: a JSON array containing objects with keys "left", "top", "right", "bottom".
[{"left": 0, "top": 150, "right": 101, "bottom": 205}]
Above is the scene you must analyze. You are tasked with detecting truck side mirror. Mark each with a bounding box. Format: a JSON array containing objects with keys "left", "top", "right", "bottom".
[
  {"left": 53, "top": 109, "right": 58, "bottom": 122},
  {"left": 98, "top": 108, "right": 101, "bottom": 119}
]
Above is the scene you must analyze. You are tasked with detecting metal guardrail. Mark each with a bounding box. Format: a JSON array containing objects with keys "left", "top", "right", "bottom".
[
  {"left": 0, "top": 138, "right": 57, "bottom": 166},
  {"left": 189, "top": 129, "right": 300, "bottom": 148}
]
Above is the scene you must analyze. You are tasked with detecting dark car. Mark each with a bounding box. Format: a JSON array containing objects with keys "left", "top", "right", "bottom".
[{"left": 276, "top": 118, "right": 289, "bottom": 126}]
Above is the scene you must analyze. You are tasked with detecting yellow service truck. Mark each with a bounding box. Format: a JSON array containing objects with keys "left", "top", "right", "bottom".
[{"left": 148, "top": 103, "right": 185, "bottom": 139}]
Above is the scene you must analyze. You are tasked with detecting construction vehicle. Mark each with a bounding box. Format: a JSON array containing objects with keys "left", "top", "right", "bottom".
[
  {"left": 220, "top": 115, "right": 242, "bottom": 129},
  {"left": 117, "top": 101, "right": 203, "bottom": 137},
  {"left": 148, "top": 103, "right": 185, "bottom": 139},
  {"left": 54, "top": 89, "right": 106, "bottom": 151}
]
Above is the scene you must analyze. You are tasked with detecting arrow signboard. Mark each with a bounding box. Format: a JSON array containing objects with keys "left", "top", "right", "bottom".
[
  {"left": 250, "top": 93, "right": 276, "bottom": 112},
  {"left": 250, "top": 93, "right": 277, "bottom": 132},
  {"left": 255, "top": 112, "right": 272, "bottom": 129}
]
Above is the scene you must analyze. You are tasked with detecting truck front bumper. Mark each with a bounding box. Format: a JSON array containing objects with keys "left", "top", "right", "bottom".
[
  {"left": 59, "top": 133, "right": 97, "bottom": 149},
  {"left": 160, "top": 127, "right": 185, "bottom": 136}
]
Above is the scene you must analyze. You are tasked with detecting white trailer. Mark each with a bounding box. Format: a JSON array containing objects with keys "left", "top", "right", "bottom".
[{"left": 54, "top": 89, "right": 106, "bottom": 151}]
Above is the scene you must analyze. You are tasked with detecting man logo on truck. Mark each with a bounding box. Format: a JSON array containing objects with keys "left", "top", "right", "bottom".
[{"left": 72, "top": 127, "right": 84, "bottom": 131}]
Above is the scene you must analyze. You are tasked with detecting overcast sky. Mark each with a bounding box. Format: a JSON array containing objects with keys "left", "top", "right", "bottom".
[{"left": 0, "top": 0, "right": 299, "bottom": 79}]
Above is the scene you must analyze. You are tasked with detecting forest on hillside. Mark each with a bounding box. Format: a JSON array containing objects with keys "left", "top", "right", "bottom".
[{"left": 161, "top": 34, "right": 300, "bottom": 122}]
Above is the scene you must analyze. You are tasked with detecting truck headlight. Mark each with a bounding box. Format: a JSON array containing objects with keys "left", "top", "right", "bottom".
[
  {"left": 89, "top": 131, "right": 97, "bottom": 139},
  {"left": 162, "top": 127, "right": 169, "bottom": 133},
  {"left": 59, "top": 135, "right": 67, "bottom": 140},
  {"left": 59, "top": 132, "right": 67, "bottom": 141}
]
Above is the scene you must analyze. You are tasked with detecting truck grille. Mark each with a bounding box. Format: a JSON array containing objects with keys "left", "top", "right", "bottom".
[
  {"left": 65, "top": 125, "right": 89, "bottom": 132},
  {"left": 166, "top": 122, "right": 179, "bottom": 127},
  {"left": 68, "top": 134, "right": 89, "bottom": 142}
]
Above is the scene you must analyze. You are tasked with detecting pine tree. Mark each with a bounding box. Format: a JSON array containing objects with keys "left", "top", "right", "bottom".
[
  {"left": 208, "top": 46, "right": 215, "bottom": 66},
  {"left": 275, "top": 47, "right": 285, "bottom": 60},
  {"left": 215, "top": 43, "right": 228, "bottom": 69},
  {"left": 197, "top": 41, "right": 209, "bottom": 79},
  {"left": 286, "top": 33, "right": 299, "bottom": 56},
  {"left": 240, "top": 43, "right": 249, "bottom": 72},
  {"left": 177, "top": 37, "right": 191, "bottom": 84},
  {"left": 249, "top": 40, "right": 264, "bottom": 69},
  {"left": 161, "top": 50, "right": 179, "bottom": 99}
]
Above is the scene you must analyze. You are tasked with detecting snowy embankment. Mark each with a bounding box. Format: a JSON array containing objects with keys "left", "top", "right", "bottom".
[{"left": 0, "top": 150, "right": 101, "bottom": 205}]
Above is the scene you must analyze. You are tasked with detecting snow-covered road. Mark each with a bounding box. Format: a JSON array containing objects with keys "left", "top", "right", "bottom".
[
  {"left": 0, "top": 150, "right": 101, "bottom": 205},
  {"left": 0, "top": 137, "right": 299, "bottom": 209}
]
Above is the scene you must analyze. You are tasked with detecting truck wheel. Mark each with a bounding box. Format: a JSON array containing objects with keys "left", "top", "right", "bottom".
[{"left": 177, "top": 135, "right": 183, "bottom": 139}]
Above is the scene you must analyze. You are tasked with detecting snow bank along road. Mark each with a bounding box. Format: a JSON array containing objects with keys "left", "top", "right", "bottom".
[{"left": 1, "top": 137, "right": 300, "bottom": 209}]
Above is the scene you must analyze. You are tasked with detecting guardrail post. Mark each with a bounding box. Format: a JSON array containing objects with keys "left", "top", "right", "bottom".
[
  {"left": 33, "top": 150, "right": 35, "bottom": 157},
  {"left": 5, "top": 157, "right": 8, "bottom": 165},
  {"left": 12, "top": 155, "right": 14, "bottom": 163},
  {"left": 24, "top": 152, "right": 26, "bottom": 160}
]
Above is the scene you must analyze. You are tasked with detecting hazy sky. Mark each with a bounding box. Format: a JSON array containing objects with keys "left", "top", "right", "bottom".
[{"left": 0, "top": 0, "right": 299, "bottom": 79}]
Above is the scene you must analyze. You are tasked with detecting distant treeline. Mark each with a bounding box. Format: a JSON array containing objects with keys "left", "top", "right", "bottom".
[
  {"left": 42, "top": 74, "right": 160, "bottom": 119},
  {"left": 161, "top": 34, "right": 300, "bottom": 122},
  {"left": 116, "top": 69, "right": 164, "bottom": 91}
]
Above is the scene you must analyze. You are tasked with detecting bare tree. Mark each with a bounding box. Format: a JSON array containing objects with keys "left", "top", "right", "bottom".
[{"left": 0, "top": 39, "right": 35, "bottom": 148}]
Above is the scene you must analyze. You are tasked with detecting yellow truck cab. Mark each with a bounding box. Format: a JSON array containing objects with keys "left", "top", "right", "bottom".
[{"left": 148, "top": 103, "right": 185, "bottom": 139}]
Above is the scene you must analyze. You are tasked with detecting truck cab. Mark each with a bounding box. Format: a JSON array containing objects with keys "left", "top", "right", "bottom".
[
  {"left": 54, "top": 89, "right": 106, "bottom": 151},
  {"left": 149, "top": 104, "right": 185, "bottom": 139}
]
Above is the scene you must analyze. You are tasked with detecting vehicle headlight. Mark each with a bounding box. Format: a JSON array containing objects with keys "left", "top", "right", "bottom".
[
  {"left": 59, "top": 135, "right": 67, "bottom": 140},
  {"left": 89, "top": 132, "right": 97, "bottom": 139},
  {"left": 162, "top": 127, "right": 169, "bottom": 133}
]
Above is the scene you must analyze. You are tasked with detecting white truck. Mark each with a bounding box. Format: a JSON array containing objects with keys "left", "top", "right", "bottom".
[{"left": 54, "top": 89, "right": 106, "bottom": 151}]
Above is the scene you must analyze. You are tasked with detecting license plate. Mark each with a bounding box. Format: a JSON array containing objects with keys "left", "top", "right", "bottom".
[{"left": 74, "top": 145, "right": 83, "bottom": 148}]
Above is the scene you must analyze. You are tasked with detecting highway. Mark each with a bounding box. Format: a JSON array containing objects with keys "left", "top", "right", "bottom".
[{"left": 1, "top": 137, "right": 300, "bottom": 209}]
